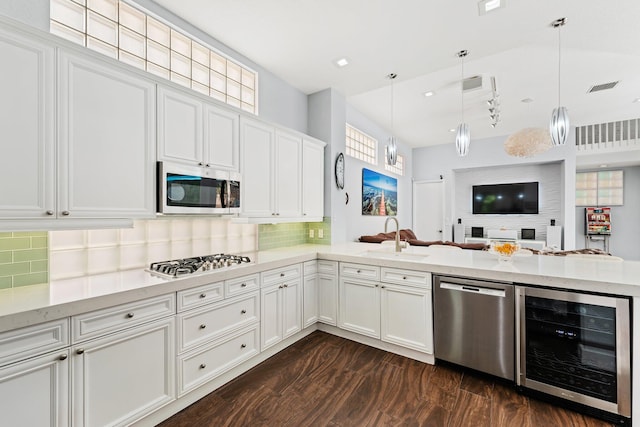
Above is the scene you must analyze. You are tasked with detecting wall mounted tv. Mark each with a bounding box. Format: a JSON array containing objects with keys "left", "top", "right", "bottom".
[{"left": 472, "top": 182, "right": 539, "bottom": 214}]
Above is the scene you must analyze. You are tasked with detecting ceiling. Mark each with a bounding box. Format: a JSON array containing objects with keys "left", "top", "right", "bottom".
[{"left": 152, "top": 0, "right": 640, "bottom": 148}]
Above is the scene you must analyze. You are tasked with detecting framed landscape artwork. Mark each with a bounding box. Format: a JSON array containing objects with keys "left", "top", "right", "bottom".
[{"left": 362, "top": 168, "right": 397, "bottom": 216}]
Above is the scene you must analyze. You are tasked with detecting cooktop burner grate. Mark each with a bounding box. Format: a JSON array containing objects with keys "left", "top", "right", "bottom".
[{"left": 148, "top": 253, "right": 252, "bottom": 278}]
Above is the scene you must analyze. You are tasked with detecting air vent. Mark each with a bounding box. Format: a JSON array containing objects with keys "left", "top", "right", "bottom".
[
  {"left": 588, "top": 81, "right": 619, "bottom": 93},
  {"left": 463, "top": 75, "right": 483, "bottom": 91},
  {"left": 575, "top": 118, "right": 640, "bottom": 149}
]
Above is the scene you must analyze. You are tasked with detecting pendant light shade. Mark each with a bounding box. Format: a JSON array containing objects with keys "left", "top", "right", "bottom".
[
  {"left": 455, "top": 50, "right": 470, "bottom": 156},
  {"left": 386, "top": 73, "right": 398, "bottom": 166},
  {"left": 549, "top": 18, "right": 569, "bottom": 146}
]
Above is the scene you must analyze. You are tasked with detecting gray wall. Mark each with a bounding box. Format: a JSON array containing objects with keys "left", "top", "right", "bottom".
[
  {"left": 0, "top": 0, "right": 49, "bottom": 31},
  {"left": 455, "top": 163, "right": 562, "bottom": 242},
  {"left": 574, "top": 166, "right": 640, "bottom": 260},
  {"left": 412, "top": 133, "right": 577, "bottom": 248}
]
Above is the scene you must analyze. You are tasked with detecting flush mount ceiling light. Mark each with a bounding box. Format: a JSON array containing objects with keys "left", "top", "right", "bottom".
[
  {"left": 478, "top": 0, "right": 505, "bottom": 15},
  {"left": 423, "top": 91, "right": 435, "bottom": 97},
  {"left": 549, "top": 17, "right": 569, "bottom": 147},
  {"left": 504, "top": 128, "right": 553, "bottom": 157},
  {"left": 386, "top": 73, "right": 398, "bottom": 166},
  {"left": 455, "top": 50, "right": 470, "bottom": 156},
  {"left": 633, "top": 98, "right": 640, "bottom": 103},
  {"left": 333, "top": 57, "right": 349, "bottom": 68}
]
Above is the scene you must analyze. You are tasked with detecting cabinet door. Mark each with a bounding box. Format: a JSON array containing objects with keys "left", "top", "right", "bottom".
[
  {"left": 260, "top": 283, "right": 282, "bottom": 351},
  {"left": 318, "top": 273, "right": 337, "bottom": 326},
  {"left": 240, "top": 117, "right": 275, "bottom": 216},
  {"left": 72, "top": 317, "right": 175, "bottom": 427},
  {"left": 204, "top": 103, "right": 239, "bottom": 171},
  {"left": 338, "top": 278, "right": 380, "bottom": 338},
  {"left": 282, "top": 278, "right": 302, "bottom": 339},
  {"left": 275, "top": 130, "right": 302, "bottom": 217},
  {"left": 0, "top": 30, "right": 55, "bottom": 219},
  {"left": 58, "top": 51, "right": 156, "bottom": 218},
  {"left": 157, "top": 86, "right": 203, "bottom": 166},
  {"left": 303, "top": 274, "right": 319, "bottom": 328},
  {"left": 381, "top": 284, "right": 433, "bottom": 353},
  {"left": 302, "top": 139, "right": 324, "bottom": 218},
  {"left": 0, "top": 350, "right": 69, "bottom": 427}
]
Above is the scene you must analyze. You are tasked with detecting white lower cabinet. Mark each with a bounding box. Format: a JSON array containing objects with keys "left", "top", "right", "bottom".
[
  {"left": 261, "top": 264, "right": 302, "bottom": 351},
  {"left": 380, "top": 282, "right": 433, "bottom": 353},
  {"left": 339, "top": 277, "right": 381, "bottom": 338},
  {"left": 303, "top": 261, "right": 319, "bottom": 328},
  {"left": 71, "top": 317, "right": 175, "bottom": 427},
  {"left": 318, "top": 261, "right": 338, "bottom": 326}
]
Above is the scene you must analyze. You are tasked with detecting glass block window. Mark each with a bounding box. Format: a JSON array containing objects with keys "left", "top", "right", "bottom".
[
  {"left": 576, "top": 170, "right": 623, "bottom": 206},
  {"left": 345, "top": 124, "right": 377, "bottom": 165},
  {"left": 50, "top": 0, "right": 258, "bottom": 113},
  {"left": 384, "top": 148, "right": 404, "bottom": 176}
]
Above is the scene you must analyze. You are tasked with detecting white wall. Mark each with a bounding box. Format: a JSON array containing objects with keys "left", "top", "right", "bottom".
[
  {"left": 0, "top": 0, "right": 49, "bottom": 31},
  {"left": 574, "top": 166, "right": 640, "bottom": 260},
  {"left": 412, "top": 133, "right": 576, "bottom": 248}
]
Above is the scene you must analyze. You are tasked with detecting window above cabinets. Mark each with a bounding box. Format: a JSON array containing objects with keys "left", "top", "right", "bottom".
[
  {"left": 576, "top": 170, "right": 624, "bottom": 206},
  {"left": 346, "top": 123, "right": 377, "bottom": 165}
]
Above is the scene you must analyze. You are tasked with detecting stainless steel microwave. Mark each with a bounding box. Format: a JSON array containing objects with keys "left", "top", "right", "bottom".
[{"left": 157, "top": 162, "right": 241, "bottom": 215}]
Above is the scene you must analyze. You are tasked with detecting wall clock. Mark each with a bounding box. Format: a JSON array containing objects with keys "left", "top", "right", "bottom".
[{"left": 335, "top": 152, "right": 345, "bottom": 189}]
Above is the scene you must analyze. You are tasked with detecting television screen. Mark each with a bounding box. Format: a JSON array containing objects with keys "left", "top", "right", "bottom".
[{"left": 472, "top": 182, "right": 539, "bottom": 214}]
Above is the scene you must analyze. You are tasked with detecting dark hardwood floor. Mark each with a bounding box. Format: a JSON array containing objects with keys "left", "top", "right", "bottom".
[{"left": 158, "top": 331, "right": 616, "bottom": 427}]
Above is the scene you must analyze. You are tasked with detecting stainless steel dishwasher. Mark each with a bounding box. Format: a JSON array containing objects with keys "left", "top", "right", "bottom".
[{"left": 433, "top": 275, "right": 514, "bottom": 381}]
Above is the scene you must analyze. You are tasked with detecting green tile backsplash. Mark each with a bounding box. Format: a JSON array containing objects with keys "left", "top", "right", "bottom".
[
  {"left": 258, "top": 218, "right": 332, "bottom": 250},
  {"left": 0, "top": 232, "right": 48, "bottom": 289}
]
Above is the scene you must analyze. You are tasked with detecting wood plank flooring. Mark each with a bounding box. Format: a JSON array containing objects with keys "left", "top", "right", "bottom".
[{"left": 158, "top": 331, "right": 616, "bottom": 427}]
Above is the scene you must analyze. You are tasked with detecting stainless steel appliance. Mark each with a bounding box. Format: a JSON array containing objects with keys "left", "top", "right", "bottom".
[
  {"left": 157, "top": 162, "right": 241, "bottom": 215},
  {"left": 147, "top": 253, "right": 251, "bottom": 278},
  {"left": 516, "top": 286, "right": 631, "bottom": 424},
  {"left": 433, "top": 275, "right": 514, "bottom": 380}
]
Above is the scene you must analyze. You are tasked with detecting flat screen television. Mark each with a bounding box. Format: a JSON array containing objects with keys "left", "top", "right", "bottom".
[{"left": 472, "top": 182, "right": 539, "bottom": 214}]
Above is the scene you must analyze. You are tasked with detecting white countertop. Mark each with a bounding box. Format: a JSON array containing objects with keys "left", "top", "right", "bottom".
[{"left": 1, "top": 242, "right": 639, "bottom": 333}]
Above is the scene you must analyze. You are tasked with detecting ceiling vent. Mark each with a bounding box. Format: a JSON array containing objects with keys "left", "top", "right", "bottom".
[
  {"left": 588, "top": 81, "right": 619, "bottom": 93},
  {"left": 463, "top": 75, "right": 483, "bottom": 92}
]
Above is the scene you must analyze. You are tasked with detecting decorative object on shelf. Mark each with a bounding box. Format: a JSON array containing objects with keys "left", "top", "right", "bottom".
[
  {"left": 386, "top": 73, "right": 398, "bottom": 166},
  {"left": 504, "top": 127, "right": 552, "bottom": 157},
  {"left": 362, "top": 168, "right": 397, "bottom": 216},
  {"left": 549, "top": 17, "right": 569, "bottom": 146},
  {"left": 455, "top": 50, "right": 470, "bottom": 156},
  {"left": 334, "top": 152, "right": 344, "bottom": 189}
]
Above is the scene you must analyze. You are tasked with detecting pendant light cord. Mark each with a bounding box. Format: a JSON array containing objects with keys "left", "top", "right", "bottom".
[
  {"left": 558, "top": 22, "right": 561, "bottom": 106},
  {"left": 461, "top": 54, "right": 465, "bottom": 122}
]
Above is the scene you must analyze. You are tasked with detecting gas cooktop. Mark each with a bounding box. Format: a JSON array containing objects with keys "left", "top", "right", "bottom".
[{"left": 147, "top": 253, "right": 252, "bottom": 278}]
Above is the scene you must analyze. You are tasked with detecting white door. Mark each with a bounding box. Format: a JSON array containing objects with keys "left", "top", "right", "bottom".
[
  {"left": 381, "top": 284, "right": 433, "bottom": 353},
  {"left": 338, "top": 278, "right": 380, "bottom": 339},
  {"left": 260, "top": 283, "right": 282, "bottom": 351},
  {"left": 282, "top": 278, "right": 302, "bottom": 339},
  {"left": 275, "top": 130, "right": 302, "bottom": 217},
  {"left": 413, "top": 180, "right": 445, "bottom": 241},
  {"left": 240, "top": 117, "right": 275, "bottom": 217},
  {"left": 157, "top": 85, "right": 203, "bottom": 166},
  {"left": 302, "top": 140, "right": 325, "bottom": 218},
  {"left": 318, "top": 273, "right": 338, "bottom": 326},
  {"left": 204, "top": 103, "right": 239, "bottom": 171},
  {"left": 303, "top": 274, "right": 319, "bottom": 328}
]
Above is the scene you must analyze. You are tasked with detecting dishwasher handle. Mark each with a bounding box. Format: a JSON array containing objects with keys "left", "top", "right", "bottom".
[{"left": 440, "top": 282, "right": 506, "bottom": 297}]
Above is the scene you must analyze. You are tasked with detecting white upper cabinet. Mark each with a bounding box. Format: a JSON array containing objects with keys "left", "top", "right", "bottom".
[
  {"left": 240, "top": 117, "right": 275, "bottom": 217},
  {"left": 274, "top": 129, "right": 302, "bottom": 217},
  {"left": 58, "top": 50, "right": 156, "bottom": 218},
  {"left": 158, "top": 85, "right": 239, "bottom": 171},
  {"left": 0, "top": 28, "right": 55, "bottom": 219},
  {"left": 302, "top": 139, "right": 325, "bottom": 218}
]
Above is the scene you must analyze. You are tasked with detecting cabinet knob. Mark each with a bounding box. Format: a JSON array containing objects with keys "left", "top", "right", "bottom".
[
  {"left": 200, "top": 363, "right": 206, "bottom": 369},
  {"left": 46, "top": 210, "right": 54, "bottom": 216},
  {"left": 198, "top": 162, "right": 203, "bottom": 166},
  {"left": 241, "top": 344, "right": 247, "bottom": 349},
  {"left": 280, "top": 273, "right": 285, "bottom": 277},
  {"left": 205, "top": 164, "right": 210, "bottom": 168},
  {"left": 200, "top": 324, "right": 206, "bottom": 329},
  {"left": 381, "top": 286, "right": 385, "bottom": 289},
  {"left": 59, "top": 354, "right": 68, "bottom": 361},
  {"left": 283, "top": 284, "right": 288, "bottom": 288},
  {"left": 279, "top": 285, "right": 283, "bottom": 289},
  {"left": 276, "top": 213, "right": 280, "bottom": 216},
  {"left": 402, "top": 276, "right": 407, "bottom": 280},
  {"left": 356, "top": 270, "right": 361, "bottom": 273},
  {"left": 241, "top": 309, "right": 247, "bottom": 314},
  {"left": 126, "top": 312, "right": 134, "bottom": 318},
  {"left": 241, "top": 283, "right": 247, "bottom": 287},
  {"left": 375, "top": 284, "right": 379, "bottom": 287},
  {"left": 61, "top": 211, "right": 70, "bottom": 216},
  {"left": 76, "top": 348, "right": 85, "bottom": 355},
  {"left": 200, "top": 293, "right": 206, "bottom": 298}
]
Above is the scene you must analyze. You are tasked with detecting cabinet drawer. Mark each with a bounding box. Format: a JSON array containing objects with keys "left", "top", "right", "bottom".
[
  {"left": 225, "top": 274, "right": 259, "bottom": 298},
  {"left": 72, "top": 294, "right": 176, "bottom": 343},
  {"left": 318, "top": 260, "right": 338, "bottom": 275},
  {"left": 381, "top": 268, "right": 432, "bottom": 288},
  {"left": 177, "top": 292, "right": 259, "bottom": 352},
  {"left": 178, "top": 324, "right": 259, "bottom": 395},
  {"left": 261, "top": 264, "right": 301, "bottom": 286},
  {"left": 303, "top": 260, "right": 317, "bottom": 276},
  {"left": 177, "top": 281, "right": 224, "bottom": 312},
  {"left": 0, "top": 318, "right": 69, "bottom": 367},
  {"left": 340, "top": 262, "right": 380, "bottom": 281}
]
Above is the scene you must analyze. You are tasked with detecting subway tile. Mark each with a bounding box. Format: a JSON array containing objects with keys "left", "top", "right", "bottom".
[
  {"left": 88, "top": 229, "right": 119, "bottom": 247},
  {"left": 0, "top": 276, "right": 12, "bottom": 289},
  {"left": 13, "top": 272, "right": 48, "bottom": 287},
  {"left": 0, "top": 261, "right": 30, "bottom": 276},
  {"left": 50, "top": 249, "right": 86, "bottom": 280},
  {"left": 87, "top": 246, "right": 119, "bottom": 275},
  {"left": 0, "top": 232, "right": 12, "bottom": 238},
  {"left": 30, "top": 260, "right": 48, "bottom": 273},
  {"left": 31, "top": 236, "right": 48, "bottom": 248},
  {"left": 0, "top": 237, "right": 31, "bottom": 251},
  {"left": 13, "top": 248, "right": 47, "bottom": 262},
  {"left": 50, "top": 229, "right": 85, "bottom": 249},
  {"left": 0, "top": 252, "right": 12, "bottom": 264}
]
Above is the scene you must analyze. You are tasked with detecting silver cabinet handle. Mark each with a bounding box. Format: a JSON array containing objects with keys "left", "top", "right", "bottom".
[
  {"left": 46, "top": 210, "right": 54, "bottom": 216},
  {"left": 61, "top": 211, "right": 70, "bottom": 216},
  {"left": 200, "top": 363, "right": 206, "bottom": 369},
  {"left": 59, "top": 354, "right": 68, "bottom": 361},
  {"left": 241, "top": 309, "right": 246, "bottom": 314},
  {"left": 76, "top": 348, "right": 85, "bottom": 355},
  {"left": 241, "top": 344, "right": 246, "bottom": 348},
  {"left": 200, "top": 324, "right": 206, "bottom": 329},
  {"left": 126, "top": 312, "right": 134, "bottom": 319},
  {"left": 200, "top": 293, "right": 206, "bottom": 298}
]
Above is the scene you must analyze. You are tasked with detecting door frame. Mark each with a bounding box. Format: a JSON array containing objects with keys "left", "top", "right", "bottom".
[{"left": 412, "top": 179, "right": 446, "bottom": 241}]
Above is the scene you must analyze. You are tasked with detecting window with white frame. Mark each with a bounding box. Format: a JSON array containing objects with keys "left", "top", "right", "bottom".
[
  {"left": 576, "top": 170, "right": 623, "bottom": 206},
  {"left": 50, "top": 0, "right": 257, "bottom": 113},
  {"left": 384, "top": 147, "right": 404, "bottom": 176},
  {"left": 345, "top": 124, "right": 377, "bottom": 165}
]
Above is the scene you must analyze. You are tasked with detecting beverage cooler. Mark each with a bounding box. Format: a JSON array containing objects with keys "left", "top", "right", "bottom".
[{"left": 585, "top": 207, "right": 611, "bottom": 251}]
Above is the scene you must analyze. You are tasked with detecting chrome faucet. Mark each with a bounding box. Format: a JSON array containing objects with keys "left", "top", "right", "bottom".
[{"left": 384, "top": 216, "right": 401, "bottom": 252}]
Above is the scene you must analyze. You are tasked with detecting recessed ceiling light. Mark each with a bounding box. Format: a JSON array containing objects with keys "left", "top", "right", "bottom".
[
  {"left": 449, "top": 128, "right": 456, "bottom": 132},
  {"left": 334, "top": 57, "right": 349, "bottom": 68},
  {"left": 423, "top": 91, "right": 435, "bottom": 97},
  {"left": 521, "top": 98, "right": 534, "bottom": 103},
  {"left": 633, "top": 98, "right": 640, "bottom": 103},
  {"left": 600, "top": 164, "right": 608, "bottom": 168},
  {"left": 478, "top": 0, "right": 505, "bottom": 15}
]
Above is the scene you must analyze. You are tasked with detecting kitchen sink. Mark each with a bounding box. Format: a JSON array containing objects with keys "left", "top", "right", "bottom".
[{"left": 359, "top": 249, "right": 428, "bottom": 262}]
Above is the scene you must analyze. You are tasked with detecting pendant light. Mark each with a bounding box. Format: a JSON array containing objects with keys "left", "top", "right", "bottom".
[
  {"left": 455, "top": 50, "right": 470, "bottom": 156},
  {"left": 386, "top": 73, "right": 398, "bottom": 166},
  {"left": 549, "top": 17, "right": 569, "bottom": 146}
]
